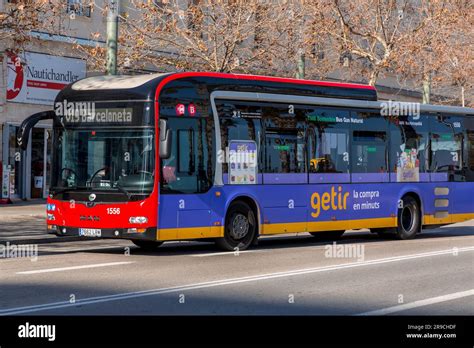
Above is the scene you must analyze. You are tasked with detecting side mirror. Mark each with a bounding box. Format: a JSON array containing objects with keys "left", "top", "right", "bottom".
[
  {"left": 17, "top": 111, "right": 55, "bottom": 150},
  {"left": 159, "top": 118, "right": 172, "bottom": 159}
]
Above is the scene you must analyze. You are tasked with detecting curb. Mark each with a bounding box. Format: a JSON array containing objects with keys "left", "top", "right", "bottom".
[{"left": 0, "top": 236, "right": 92, "bottom": 245}]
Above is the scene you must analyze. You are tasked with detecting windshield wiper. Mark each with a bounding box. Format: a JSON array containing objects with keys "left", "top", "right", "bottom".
[{"left": 113, "top": 184, "right": 133, "bottom": 199}]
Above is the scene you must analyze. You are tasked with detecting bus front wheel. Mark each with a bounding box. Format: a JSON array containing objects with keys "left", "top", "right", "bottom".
[
  {"left": 396, "top": 196, "right": 420, "bottom": 240},
  {"left": 132, "top": 240, "right": 163, "bottom": 251},
  {"left": 216, "top": 201, "right": 257, "bottom": 251}
]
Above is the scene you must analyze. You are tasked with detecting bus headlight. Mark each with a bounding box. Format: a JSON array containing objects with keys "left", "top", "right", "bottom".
[
  {"left": 47, "top": 213, "right": 55, "bottom": 221},
  {"left": 129, "top": 216, "right": 148, "bottom": 224}
]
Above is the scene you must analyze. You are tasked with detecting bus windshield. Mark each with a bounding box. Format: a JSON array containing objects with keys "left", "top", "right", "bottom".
[{"left": 51, "top": 128, "right": 155, "bottom": 197}]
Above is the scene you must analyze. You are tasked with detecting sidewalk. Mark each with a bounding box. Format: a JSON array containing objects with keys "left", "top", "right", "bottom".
[
  {"left": 0, "top": 200, "right": 81, "bottom": 244},
  {"left": 0, "top": 199, "right": 46, "bottom": 219}
]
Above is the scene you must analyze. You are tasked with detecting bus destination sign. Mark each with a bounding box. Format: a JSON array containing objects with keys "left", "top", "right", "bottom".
[{"left": 55, "top": 101, "right": 134, "bottom": 126}]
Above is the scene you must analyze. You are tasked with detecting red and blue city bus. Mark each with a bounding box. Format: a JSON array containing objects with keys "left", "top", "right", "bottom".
[{"left": 18, "top": 72, "right": 474, "bottom": 250}]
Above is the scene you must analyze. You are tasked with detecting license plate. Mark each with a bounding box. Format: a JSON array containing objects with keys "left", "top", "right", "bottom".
[{"left": 79, "top": 228, "right": 102, "bottom": 237}]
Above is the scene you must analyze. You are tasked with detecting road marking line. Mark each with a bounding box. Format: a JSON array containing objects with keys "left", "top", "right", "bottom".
[
  {"left": 191, "top": 250, "right": 265, "bottom": 257},
  {"left": 16, "top": 261, "right": 135, "bottom": 275},
  {"left": 356, "top": 289, "right": 474, "bottom": 316},
  {"left": 1, "top": 246, "right": 472, "bottom": 315}
]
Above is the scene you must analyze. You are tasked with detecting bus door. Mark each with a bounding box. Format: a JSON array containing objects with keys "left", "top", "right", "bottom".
[
  {"left": 158, "top": 118, "right": 212, "bottom": 239},
  {"left": 258, "top": 103, "right": 308, "bottom": 234}
]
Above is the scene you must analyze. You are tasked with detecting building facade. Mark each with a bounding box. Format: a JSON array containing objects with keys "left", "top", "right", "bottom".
[{"left": 0, "top": 0, "right": 103, "bottom": 202}]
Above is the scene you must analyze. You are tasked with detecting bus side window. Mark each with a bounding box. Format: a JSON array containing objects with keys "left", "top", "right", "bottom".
[
  {"left": 389, "top": 115, "right": 429, "bottom": 182},
  {"left": 315, "top": 131, "right": 349, "bottom": 174},
  {"left": 430, "top": 114, "right": 464, "bottom": 182},
  {"left": 160, "top": 117, "right": 213, "bottom": 194},
  {"left": 262, "top": 103, "right": 307, "bottom": 176},
  {"left": 467, "top": 131, "right": 474, "bottom": 181},
  {"left": 264, "top": 130, "right": 305, "bottom": 173},
  {"left": 306, "top": 108, "right": 350, "bottom": 177},
  {"left": 307, "top": 127, "right": 317, "bottom": 173},
  {"left": 178, "top": 129, "right": 195, "bottom": 174},
  {"left": 350, "top": 111, "right": 389, "bottom": 182},
  {"left": 217, "top": 101, "right": 262, "bottom": 175},
  {"left": 352, "top": 131, "right": 387, "bottom": 172}
]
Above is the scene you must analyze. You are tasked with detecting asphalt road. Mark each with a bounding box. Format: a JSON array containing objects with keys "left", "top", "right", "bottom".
[{"left": 0, "top": 221, "right": 473, "bottom": 316}]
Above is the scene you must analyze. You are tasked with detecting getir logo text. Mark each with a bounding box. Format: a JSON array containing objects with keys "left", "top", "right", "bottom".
[{"left": 311, "top": 186, "right": 349, "bottom": 219}]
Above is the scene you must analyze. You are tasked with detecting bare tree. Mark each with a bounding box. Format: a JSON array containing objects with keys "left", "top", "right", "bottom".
[
  {"left": 306, "top": 0, "right": 454, "bottom": 85},
  {"left": 70, "top": 0, "right": 472, "bottom": 106},
  {"left": 0, "top": 0, "right": 64, "bottom": 50},
  {"left": 397, "top": 1, "right": 474, "bottom": 106},
  {"left": 438, "top": 43, "right": 474, "bottom": 107},
  {"left": 75, "top": 0, "right": 306, "bottom": 75}
]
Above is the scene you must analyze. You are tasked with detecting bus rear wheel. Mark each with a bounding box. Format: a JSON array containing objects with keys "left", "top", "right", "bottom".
[
  {"left": 309, "top": 230, "right": 345, "bottom": 240},
  {"left": 132, "top": 240, "right": 163, "bottom": 251},
  {"left": 395, "top": 196, "right": 420, "bottom": 240},
  {"left": 216, "top": 201, "right": 257, "bottom": 251}
]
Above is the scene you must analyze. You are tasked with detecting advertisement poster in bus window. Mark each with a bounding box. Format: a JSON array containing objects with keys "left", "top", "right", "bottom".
[
  {"left": 229, "top": 140, "right": 257, "bottom": 185},
  {"left": 396, "top": 146, "right": 420, "bottom": 182}
]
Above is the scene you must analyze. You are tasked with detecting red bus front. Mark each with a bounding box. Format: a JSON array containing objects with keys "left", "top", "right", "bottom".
[{"left": 45, "top": 99, "right": 161, "bottom": 244}]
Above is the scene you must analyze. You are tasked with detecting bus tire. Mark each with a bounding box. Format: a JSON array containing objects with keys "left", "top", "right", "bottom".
[
  {"left": 396, "top": 196, "right": 420, "bottom": 240},
  {"left": 216, "top": 201, "right": 257, "bottom": 251},
  {"left": 309, "top": 230, "right": 345, "bottom": 240},
  {"left": 132, "top": 240, "right": 163, "bottom": 251}
]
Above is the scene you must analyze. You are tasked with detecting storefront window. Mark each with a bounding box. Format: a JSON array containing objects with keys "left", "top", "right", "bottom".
[
  {"left": 3, "top": 125, "right": 52, "bottom": 199},
  {"left": 31, "top": 128, "right": 45, "bottom": 198}
]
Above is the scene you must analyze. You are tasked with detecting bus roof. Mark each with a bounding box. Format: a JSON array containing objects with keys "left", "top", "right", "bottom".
[
  {"left": 57, "top": 71, "right": 378, "bottom": 103},
  {"left": 209, "top": 91, "right": 474, "bottom": 116},
  {"left": 57, "top": 72, "right": 473, "bottom": 115}
]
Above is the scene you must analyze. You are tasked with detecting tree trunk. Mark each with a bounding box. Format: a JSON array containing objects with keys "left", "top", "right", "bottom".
[
  {"left": 422, "top": 72, "right": 431, "bottom": 104},
  {"left": 296, "top": 50, "right": 305, "bottom": 79},
  {"left": 368, "top": 69, "right": 379, "bottom": 86}
]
